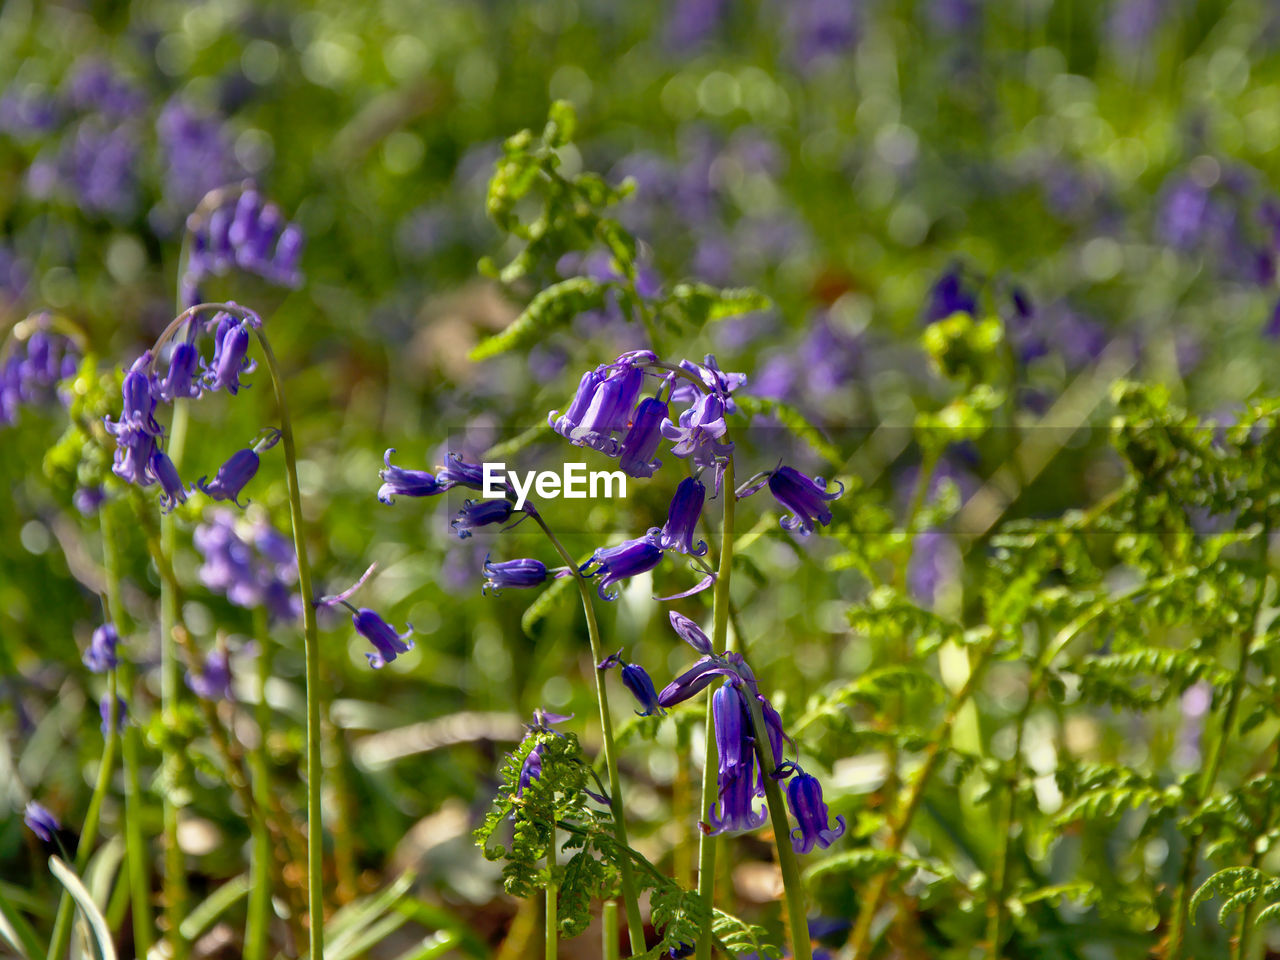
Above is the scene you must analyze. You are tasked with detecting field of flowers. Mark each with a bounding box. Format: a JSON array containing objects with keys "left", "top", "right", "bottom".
[{"left": 6, "top": 1, "right": 1280, "bottom": 958}]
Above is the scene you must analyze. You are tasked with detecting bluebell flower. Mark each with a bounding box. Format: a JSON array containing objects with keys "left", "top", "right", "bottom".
[
  {"left": 598, "top": 651, "right": 665, "bottom": 716},
  {"left": 195, "top": 510, "right": 300, "bottom": 622},
  {"left": 668, "top": 611, "right": 713, "bottom": 654},
  {"left": 482, "top": 556, "right": 549, "bottom": 594},
  {"left": 923, "top": 267, "right": 978, "bottom": 324},
  {"left": 785, "top": 767, "right": 846, "bottom": 854},
  {"left": 353, "top": 608, "right": 414, "bottom": 669},
  {"left": 705, "top": 745, "right": 766, "bottom": 835},
  {"left": 756, "top": 694, "right": 790, "bottom": 778},
  {"left": 187, "top": 648, "right": 232, "bottom": 699},
  {"left": 451, "top": 498, "right": 514, "bottom": 539},
  {"left": 517, "top": 742, "right": 544, "bottom": 798},
  {"left": 203, "top": 316, "right": 256, "bottom": 394},
  {"left": 619, "top": 396, "right": 667, "bottom": 478},
  {"left": 378, "top": 448, "right": 444, "bottom": 503},
  {"left": 150, "top": 449, "right": 188, "bottom": 512},
  {"left": 669, "top": 355, "right": 745, "bottom": 410},
  {"left": 758, "top": 466, "right": 843, "bottom": 535},
  {"left": 99, "top": 694, "right": 127, "bottom": 734},
  {"left": 73, "top": 486, "right": 106, "bottom": 516},
  {"left": 158, "top": 341, "right": 202, "bottom": 402},
  {"left": 649, "top": 478, "right": 708, "bottom": 555},
  {"left": 84, "top": 623, "right": 120, "bottom": 673},
  {"left": 570, "top": 366, "right": 647, "bottom": 454},
  {"left": 114, "top": 351, "right": 163, "bottom": 436},
  {"left": 661, "top": 392, "right": 731, "bottom": 463},
  {"left": 24, "top": 801, "right": 60, "bottom": 843},
  {"left": 658, "top": 656, "right": 738, "bottom": 707},
  {"left": 712, "top": 681, "right": 751, "bottom": 782},
  {"left": 438, "top": 453, "right": 488, "bottom": 491},
  {"left": 549, "top": 368, "right": 605, "bottom": 441},
  {"left": 581, "top": 537, "right": 664, "bottom": 600},
  {"left": 196, "top": 448, "right": 259, "bottom": 507},
  {"left": 106, "top": 419, "right": 159, "bottom": 487}
]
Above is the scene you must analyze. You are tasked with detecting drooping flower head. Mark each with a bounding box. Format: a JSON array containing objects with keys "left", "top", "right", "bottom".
[
  {"left": 377, "top": 448, "right": 444, "bottom": 503},
  {"left": 785, "top": 766, "right": 846, "bottom": 854},
  {"left": 598, "top": 651, "right": 665, "bottom": 716},
  {"left": 704, "top": 741, "right": 766, "bottom": 835},
  {"left": 740, "top": 465, "right": 843, "bottom": 535},
  {"left": 581, "top": 537, "right": 664, "bottom": 600},
  {"left": 83, "top": 623, "right": 120, "bottom": 673},
  {"left": 158, "top": 341, "right": 202, "bottom": 403},
  {"left": 437, "top": 453, "right": 489, "bottom": 491},
  {"left": 187, "top": 648, "right": 233, "bottom": 700},
  {"left": 196, "top": 448, "right": 260, "bottom": 507},
  {"left": 24, "top": 801, "right": 60, "bottom": 843},
  {"left": 482, "top": 556, "right": 551, "bottom": 595},
  {"left": 712, "top": 681, "right": 751, "bottom": 782},
  {"left": 353, "top": 608, "right": 414, "bottom": 669},
  {"left": 203, "top": 314, "right": 256, "bottom": 395},
  {"left": 451, "top": 498, "right": 514, "bottom": 539},
  {"left": 668, "top": 611, "right": 714, "bottom": 655},
  {"left": 618, "top": 396, "right": 668, "bottom": 478},
  {"left": 150, "top": 448, "right": 189, "bottom": 513},
  {"left": 649, "top": 478, "right": 708, "bottom": 555}
]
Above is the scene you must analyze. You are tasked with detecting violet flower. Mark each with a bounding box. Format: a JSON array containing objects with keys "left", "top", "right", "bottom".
[
  {"left": 649, "top": 477, "right": 708, "bottom": 555},
  {"left": 203, "top": 316, "right": 256, "bottom": 395},
  {"left": 378, "top": 448, "right": 444, "bottom": 503},
  {"left": 754, "top": 465, "right": 844, "bottom": 535},
  {"left": 785, "top": 766, "right": 846, "bottom": 854},
  {"left": 83, "top": 623, "right": 120, "bottom": 673},
  {"left": 517, "top": 742, "right": 545, "bottom": 798},
  {"left": 668, "top": 611, "right": 714, "bottom": 654},
  {"left": 705, "top": 745, "right": 767, "bottom": 835},
  {"left": 196, "top": 448, "right": 260, "bottom": 507},
  {"left": 353, "top": 608, "right": 414, "bottom": 669},
  {"left": 598, "top": 651, "right": 665, "bottom": 716},
  {"left": 187, "top": 648, "right": 232, "bottom": 700},
  {"left": 619, "top": 396, "right": 667, "bottom": 478},
  {"left": 24, "top": 801, "right": 60, "bottom": 843},
  {"left": 438, "top": 453, "right": 489, "bottom": 491},
  {"left": 451, "top": 499, "right": 514, "bottom": 539},
  {"left": 158, "top": 341, "right": 202, "bottom": 402},
  {"left": 580, "top": 537, "right": 664, "bottom": 600},
  {"left": 150, "top": 448, "right": 188, "bottom": 512},
  {"left": 482, "top": 557, "right": 549, "bottom": 594},
  {"left": 712, "top": 682, "right": 751, "bottom": 782}
]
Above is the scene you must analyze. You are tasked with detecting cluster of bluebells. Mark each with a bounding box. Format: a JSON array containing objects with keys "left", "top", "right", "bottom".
[
  {"left": 104, "top": 306, "right": 279, "bottom": 512},
  {"left": 0, "top": 327, "right": 79, "bottom": 427},
  {"left": 380, "top": 350, "right": 843, "bottom": 604},
  {"left": 180, "top": 187, "right": 305, "bottom": 307},
  {"left": 194, "top": 509, "right": 301, "bottom": 623},
  {"left": 607, "top": 613, "right": 845, "bottom": 853}
]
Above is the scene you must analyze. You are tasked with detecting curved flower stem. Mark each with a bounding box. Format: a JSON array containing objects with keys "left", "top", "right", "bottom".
[
  {"left": 159, "top": 397, "right": 190, "bottom": 960},
  {"left": 100, "top": 504, "right": 155, "bottom": 956},
  {"left": 528, "top": 511, "right": 645, "bottom": 955},
  {"left": 546, "top": 825, "right": 558, "bottom": 960},
  {"left": 695, "top": 456, "right": 735, "bottom": 960},
  {"left": 252, "top": 327, "right": 326, "bottom": 960},
  {"left": 743, "top": 694, "right": 811, "bottom": 960},
  {"left": 46, "top": 672, "right": 119, "bottom": 960}
]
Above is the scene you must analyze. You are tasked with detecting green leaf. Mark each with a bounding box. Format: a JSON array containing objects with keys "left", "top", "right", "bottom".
[
  {"left": 178, "top": 874, "right": 251, "bottom": 942},
  {"left": 669, "top": 283, "right": 771, "bottom": 326},
  {"left": 470, "top": 277, "right": 604, "bottom": 361},
  {"left": 48, "top": 856, "right": 116, "bottom": 960}
]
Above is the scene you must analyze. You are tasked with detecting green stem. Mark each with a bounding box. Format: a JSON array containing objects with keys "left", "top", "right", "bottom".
[
  {"left": 252, "top": 328, "right": 325, "bottom": 960},
  {"left": 246, "top": 606, "right": 274, "bottom": 960},
  {"left": 695, "top": 458, "right": 736, "bottom": 960},
  {"left": 529, "top": 513, "right": 645, "bottom": 955},
  {"left": 46, "top": 673, "right": 119, "bottom": 960},
  {"left": 100, "top": 505, "right": 155, "bottom": 956},
  {"left": 160, "top": 398, "right": 190, "bottom": 960},
  {"left": 545, "top": 826, "right": 558, "bottom": 960},
  {"left": 743, "top": 694, "right": 811, "bottom": 960},
  {"left": 602, "top": 901, "right": 620, "bottom": 960}
]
